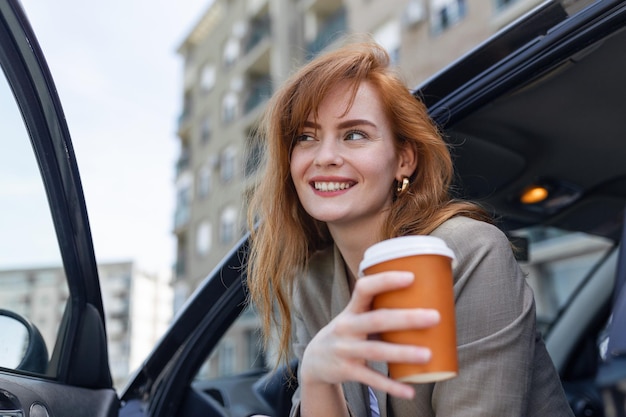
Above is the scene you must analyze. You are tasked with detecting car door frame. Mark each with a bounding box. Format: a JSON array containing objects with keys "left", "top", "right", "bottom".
[{"left": 0, "top": 1, "right": 117, "bottom": 416}]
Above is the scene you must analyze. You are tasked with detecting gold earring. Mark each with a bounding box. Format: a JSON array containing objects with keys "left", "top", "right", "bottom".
[{"left": 396, "top": 177, "right": 410, "bottom": 195}]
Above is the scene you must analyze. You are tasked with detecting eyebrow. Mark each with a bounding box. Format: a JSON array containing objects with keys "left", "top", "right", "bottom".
[{"left": 303, "top": 119, "right": 377, "bottom": 130}]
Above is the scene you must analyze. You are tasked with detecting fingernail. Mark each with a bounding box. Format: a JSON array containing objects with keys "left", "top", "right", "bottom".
[
  {"left": 418, "top": 348, "right": 432, "bottom": 361},
  {"left": 400, "top": 385, "right": 415, "bottom": 399},
  {"left": 423, "top": 309, "right": 440, "bottom": 322}
]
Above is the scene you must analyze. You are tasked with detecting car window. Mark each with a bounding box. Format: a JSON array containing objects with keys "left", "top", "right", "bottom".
[
  {"left": 195, "top": 304, "right": 267, "bottom": 381},
  {"left": 0, "top": 65, "right": 68, "bottom": 376},
  {"left": 513, "top": 226, "right": 614, "bottom": 334}
]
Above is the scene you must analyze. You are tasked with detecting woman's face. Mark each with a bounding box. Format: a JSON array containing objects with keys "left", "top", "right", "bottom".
[{"left": 289, "top": 81, "right": 415, "bottom": 231}]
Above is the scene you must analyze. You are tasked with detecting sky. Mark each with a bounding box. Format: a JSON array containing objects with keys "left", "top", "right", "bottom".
[{"left": 14, "top": 0, "right": 211, "bottom": 274}]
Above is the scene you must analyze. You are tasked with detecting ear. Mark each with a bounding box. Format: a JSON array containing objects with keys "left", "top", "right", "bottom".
[{"left": 396, "top": 144, "right": 417, "bottom": 180}]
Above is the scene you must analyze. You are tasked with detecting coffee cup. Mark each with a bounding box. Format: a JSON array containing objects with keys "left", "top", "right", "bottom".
[{"left": 358, "top": 235, "right": 457, "bottom": 383}]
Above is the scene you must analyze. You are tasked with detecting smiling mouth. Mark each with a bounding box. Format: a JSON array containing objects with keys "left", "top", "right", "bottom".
[{"left": 313, "top": 181, "right": 353, "bottom": 192}]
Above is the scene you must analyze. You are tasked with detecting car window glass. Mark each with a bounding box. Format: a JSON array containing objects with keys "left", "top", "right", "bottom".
[
  {"left": 0, "top": 67, "right": 68, "bottom": 376},
  {"left": 195, "top": 304, "right": 267, "bottom": 381},
  {"left": 513, "top": 226, "right": 613, "bottom": 334}
]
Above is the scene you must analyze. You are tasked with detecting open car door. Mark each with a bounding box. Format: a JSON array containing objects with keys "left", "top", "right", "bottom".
[{"left": 0, "top": 1, "right": 117, "bottom": 416}]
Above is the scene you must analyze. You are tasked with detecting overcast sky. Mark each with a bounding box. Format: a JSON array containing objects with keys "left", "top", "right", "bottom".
[{"left": 17, "top": 0, "right": 210, "bottom": 274}]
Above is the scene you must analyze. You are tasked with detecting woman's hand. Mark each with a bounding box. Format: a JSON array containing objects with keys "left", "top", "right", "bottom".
[{"left": 300, "top": 271, "right": 440, "bottom": 400}]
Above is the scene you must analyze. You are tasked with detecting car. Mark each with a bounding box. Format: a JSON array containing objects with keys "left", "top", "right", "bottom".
[{"left": 1, "top": 0, "right": 626, "bottom": 416}]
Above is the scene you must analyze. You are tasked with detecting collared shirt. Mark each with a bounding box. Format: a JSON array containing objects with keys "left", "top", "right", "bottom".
[{"left": 369, "top": 387, "right": 381, "bottom": 417}]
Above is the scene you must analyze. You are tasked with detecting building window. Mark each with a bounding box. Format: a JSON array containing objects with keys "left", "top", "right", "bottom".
[
  {"left": 218, "top": 340, "right": 235, "bottom": 376},
  {"left": 243, "top": 13, "right": 270, "bottom": 53},
  {"left": 494, "top": 0, "right": 519, "bottom": 11},
  {"left": 179, "top": 91, "right": 192, "bottom": 128},
  {"left": 200, "top": 116, "right": 211, "bottom": 143},
  {"left": 195, "top": 220, "right": 212, "bottom": 256},
  {"left": 374, "top": 20, "right": 401, "bottom": 65},
  {"left": 172, "top": 279, "right": 189, "bottom": 313},
  {"left": 220, "top": 207, "right": 238, "bottom": 245},
  {"left": 402, "top": 0, "right": 427, "bottom": 29},
  {"left": 244, "top": 75, "right": 272, "bottom": 114},
  {"left": 175, "top": 238, "right": 187, "bottom": 280},
  {"left": 223, "top": 37, "right": 240, "bottom": 68},
  {"left": 430, "top": 0, "right": 467, "bottom": 34},
  {"left": 220, "top": 147, "right": 237, "bottom": 183},
  {"left": 197, "top": 165, "right": 212, "bottom": 199},
  {"left": 174, "top": 173, "right": 193, "bottom": 229},
  {"left": 175, "top": 144, "right": 190, "bottom": 177},
  {"left": 221, "top": 92, "right": 238, "bottom": 124},
  {"left": 305, "top": 7, "right": 348, "bottom": 59},
  {"left": 200, "top": 64, "right": 216, "bottom": 93},
  {"left": 246, "top": 329, "right": 266, "bottom": 370}
]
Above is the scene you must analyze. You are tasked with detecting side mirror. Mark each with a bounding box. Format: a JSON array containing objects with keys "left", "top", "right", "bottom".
[{"left": 0, "top": 309, "right": 48, "bottom": 373}]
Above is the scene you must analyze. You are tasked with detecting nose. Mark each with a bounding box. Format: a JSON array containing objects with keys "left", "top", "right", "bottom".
[{"left": 314, "top": 137, "right": 343, "bottom": 167}]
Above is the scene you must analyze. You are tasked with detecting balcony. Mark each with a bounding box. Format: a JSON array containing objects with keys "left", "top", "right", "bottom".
[
  {"left": 177, "top": 110, "right": 190, "bottom": 133},
  {"left": 244, "top": 76, "right": 272, "bottom": 115},
  {"left": 174, "top": 205, "right": 190, "bottom": 230},
  {"left": 177, "top": 92, "right": 193, "bottom": 135},
  {"left": 306, "top": 6, "right": 347, "bottom": 59},
  {"left": 174, "top": 255, "right": 186, "bottom": 279},
  {"left": 240, "top": 24, "right": 271, "bottom": 77},
  {"left": 175, "top": 151, "right": 191, "bottom": 178},
  {"left": 243, "top": 15, "right": 271, "bottom": 55}
]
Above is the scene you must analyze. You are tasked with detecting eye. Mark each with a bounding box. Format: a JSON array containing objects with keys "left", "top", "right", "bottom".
[
  {"left": 345, "top": 130, "right": 367, "bottom": 141},
  {"left": 295, "top": 133, "right": 315, "bottom": 142}
]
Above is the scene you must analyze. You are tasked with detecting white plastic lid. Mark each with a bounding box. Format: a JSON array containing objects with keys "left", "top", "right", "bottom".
[{"left": 358, "top": 236, "right": 455, "bottom": 275}]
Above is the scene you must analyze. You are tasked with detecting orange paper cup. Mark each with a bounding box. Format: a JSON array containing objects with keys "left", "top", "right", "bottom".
[{"left": 358, "top": 236, "right": 457, "bottom": 383}]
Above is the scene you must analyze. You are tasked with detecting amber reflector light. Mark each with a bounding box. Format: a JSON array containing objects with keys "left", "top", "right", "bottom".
[{"left": 520, "top": 186, "right": 549, "bottom": 204}]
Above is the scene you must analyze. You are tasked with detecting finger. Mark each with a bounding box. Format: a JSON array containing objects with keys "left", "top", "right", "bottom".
[
  {"left": 335, "top": 308, "right": 440, "bottom": 335},
  {"left": 348, "top": 271, "right": 414, "bottom": 312},
  {"left": 368, "top": 371, "right": 416, "bottom": 399},
  {"left": 336, "top": 339, "right": 432, "bottom": 364},
  {"left": 346, "top": 364, "right": 415, "bottom": 399}
]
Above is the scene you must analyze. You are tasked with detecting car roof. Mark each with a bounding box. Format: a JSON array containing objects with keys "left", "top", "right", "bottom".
[{"left": 416, "top": 0, "right": 626, "bottom": 241}]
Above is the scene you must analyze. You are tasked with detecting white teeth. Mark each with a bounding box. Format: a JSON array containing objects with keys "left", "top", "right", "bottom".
[{"left": 314, "top": 182, "right": 351, "bottom": 192}]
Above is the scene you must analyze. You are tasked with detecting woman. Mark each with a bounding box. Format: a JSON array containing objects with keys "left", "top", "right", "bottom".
[{"left": 246, "top": 39, "right": 573, "bottom": 416}]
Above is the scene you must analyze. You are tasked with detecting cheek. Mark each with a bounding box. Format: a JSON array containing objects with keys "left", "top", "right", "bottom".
[
  {"left": 368, "top": 152, "right": 399, "bottom": 178},
  {"left": 289, "top": 149, "right": 306, "bottom": 179},
  {"left": 289, "top": 154, "right": 298, "bottom": 179},
  {"left": 289, "top": 155, "right": 305, "bottom": 193}
]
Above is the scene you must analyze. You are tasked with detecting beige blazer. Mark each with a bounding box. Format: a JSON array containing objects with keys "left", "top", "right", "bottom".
[{"left": 290, "top": 216, "right": 574, "bottom": 416}]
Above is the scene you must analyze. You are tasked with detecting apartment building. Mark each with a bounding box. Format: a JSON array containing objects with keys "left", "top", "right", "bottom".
[
  {"left": 0, "top": 261, "right": 172, "bottom": 390},
  {"left": 173, "top": 0, "right": 574, "bottom": 377}
]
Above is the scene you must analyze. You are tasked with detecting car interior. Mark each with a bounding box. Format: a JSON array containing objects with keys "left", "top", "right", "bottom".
[{"left": 422, "top": 13, "right": 626, "bottom": 417}]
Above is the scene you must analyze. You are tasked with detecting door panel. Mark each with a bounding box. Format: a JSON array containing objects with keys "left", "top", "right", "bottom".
[{"left": 1, "top": 373, "right": 118, "bottom": 417}]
